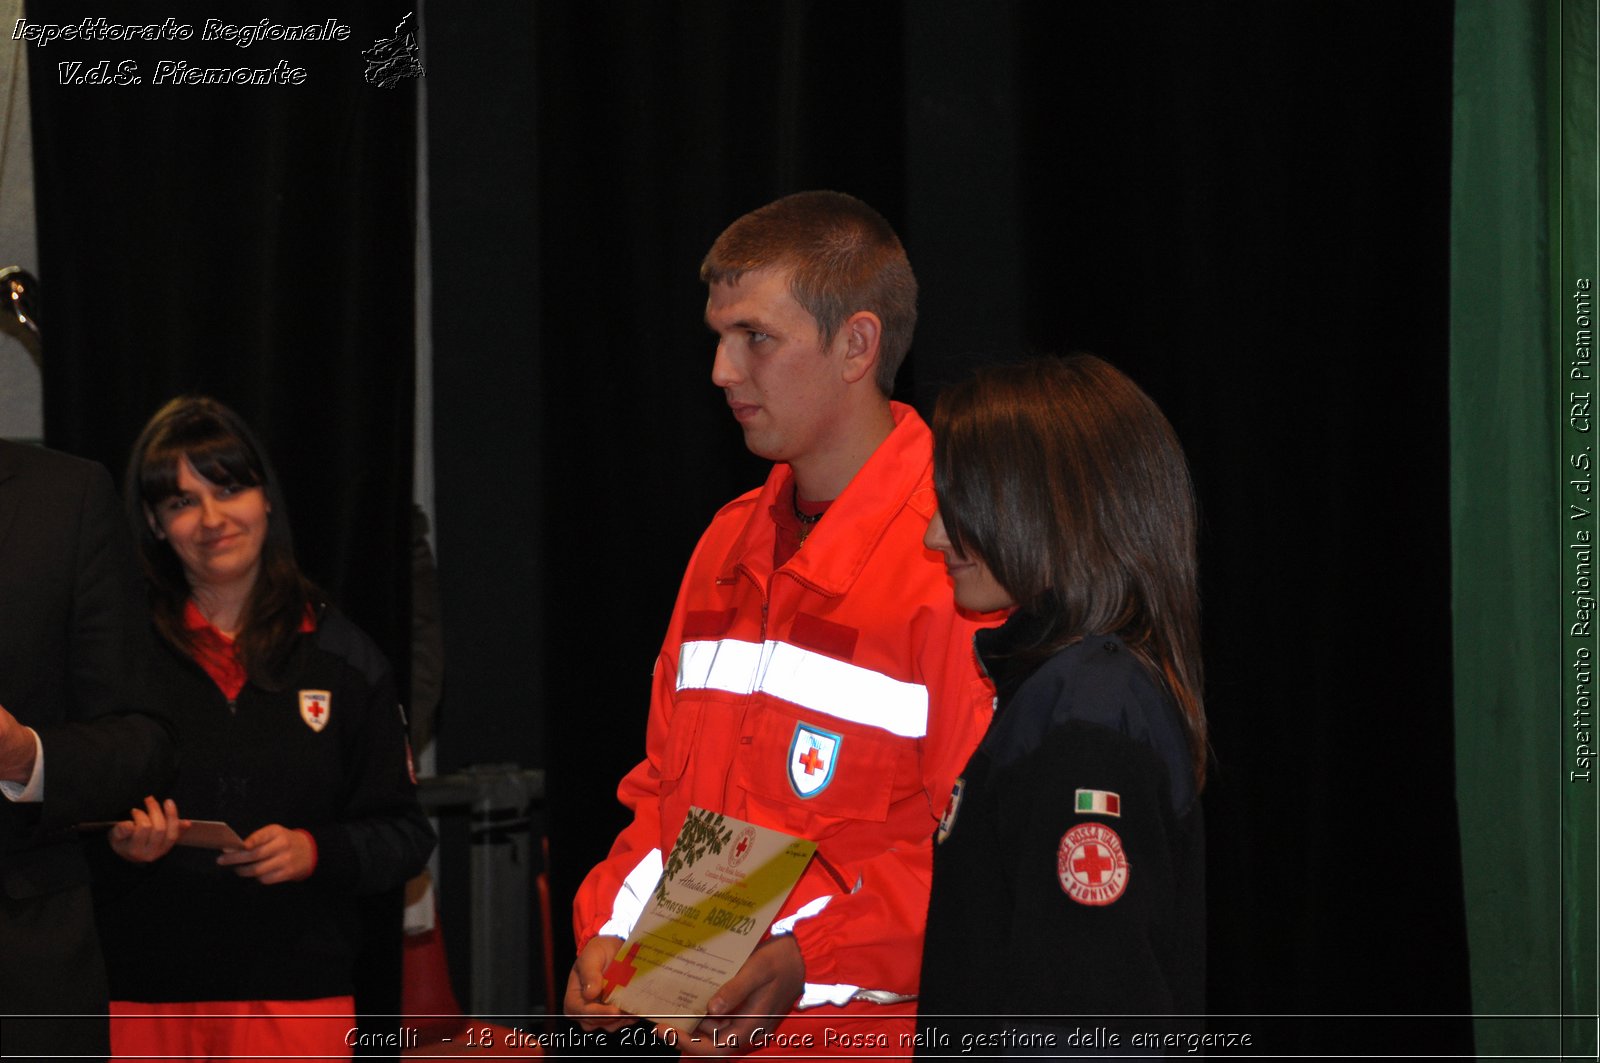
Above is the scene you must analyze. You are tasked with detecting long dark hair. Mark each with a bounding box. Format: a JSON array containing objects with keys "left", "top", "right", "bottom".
[
  {"left": 934, "top": 355, "right": 1207, "bottom": 788},
  {"left": 125, "top": 396, "right": 317, "bottom": 687}
]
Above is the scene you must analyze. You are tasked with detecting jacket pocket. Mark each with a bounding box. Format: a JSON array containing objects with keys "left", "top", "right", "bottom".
[
  {"left": 734, "top": 703, "right": 904, "bottom": 829},
  {"left": 657, "top": 697, "right": 703, "bottom": 797}
]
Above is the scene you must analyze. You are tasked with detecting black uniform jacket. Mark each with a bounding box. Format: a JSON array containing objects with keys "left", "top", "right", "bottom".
[
  {"left": 917, "top": 612, "right": 1204, "bottom": 1055},
  {"left": 91, "top": 607, "right": 434, "bottom": 1002}
]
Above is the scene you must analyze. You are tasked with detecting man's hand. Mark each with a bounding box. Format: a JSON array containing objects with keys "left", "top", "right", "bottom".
[
  {"left": 0, "top": 703, "right": 38, "bottom": 785},
  {"left": 109, "top": 795, "right": 186, "bottom": 863},
  {"left": 216, "top": 824, "right": 315, "bottom": 884},
  {"left": 678, "top": 934, "right": 805, "bottom": 1057},
  {"left": 564, "top": 935, "right": 634, "bottom": 1032}
]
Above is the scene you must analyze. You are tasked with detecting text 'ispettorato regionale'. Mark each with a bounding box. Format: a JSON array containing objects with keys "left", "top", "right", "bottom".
[{"left": 12, "top": 18, "right": 353, "bottom": 86}]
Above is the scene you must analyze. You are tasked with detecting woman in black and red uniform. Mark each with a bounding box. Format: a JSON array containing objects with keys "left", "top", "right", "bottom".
[
  {"left": 916, "top": 356, "right": 1207, "bottom": 1054},
  {"left": 94, "top": 396, "right": 433, "bottom": 1061}
]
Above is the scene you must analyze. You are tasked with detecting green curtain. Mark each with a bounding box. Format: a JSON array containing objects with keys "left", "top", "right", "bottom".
[{"left": 1452, "top": 0, "right": 1598, "bottom": 1058}]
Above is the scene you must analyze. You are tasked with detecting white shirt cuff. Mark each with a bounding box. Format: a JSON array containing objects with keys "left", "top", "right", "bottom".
[{"left": 0, "top": 728, "right": 44, "bottom": 802}]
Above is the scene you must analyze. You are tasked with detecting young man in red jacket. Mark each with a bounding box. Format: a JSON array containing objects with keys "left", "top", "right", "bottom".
[{"left": 565, "top": 191, "right": 994, "bottom": 1056}]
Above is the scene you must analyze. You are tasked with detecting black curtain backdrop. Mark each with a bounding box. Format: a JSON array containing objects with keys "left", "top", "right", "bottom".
[
  {"left": 1012, "top": 2, "right": 1469, "bottom": 1031},
  {"left": 28, "top": 0, "right": 415, "bottom": 663},
  {"left": 27, "top": 0, "right": 416, "bottom": 1048},
  {"left": 514, "top": 1, "right": 1473, "bottom": 1054},
  {"left": 24, "top": 0, "right": 1471, "bottom": 1055}
]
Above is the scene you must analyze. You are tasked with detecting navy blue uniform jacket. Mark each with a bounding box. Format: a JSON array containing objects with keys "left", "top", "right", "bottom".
[{"left": 917, "top": 613, "right": 1204, "bottom": 1055}]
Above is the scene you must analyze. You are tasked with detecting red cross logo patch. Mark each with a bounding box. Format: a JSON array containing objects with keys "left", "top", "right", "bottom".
[
  {"left": 728, "top": 826, "right": 756, "bottom": 869},
  {"left": 1057, "top": 822, "right": 1130, "bottom": 906},
  {"left": 299, "top": 690, "right": 331, "bottom": 733},
  {"left": 787, "top": 724, "right": 840, "bottom": 797}
]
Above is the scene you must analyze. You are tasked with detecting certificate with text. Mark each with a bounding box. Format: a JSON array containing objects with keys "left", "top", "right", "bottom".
[{"left": 603, "top": 807, "right": 817, "bottom": 1034}]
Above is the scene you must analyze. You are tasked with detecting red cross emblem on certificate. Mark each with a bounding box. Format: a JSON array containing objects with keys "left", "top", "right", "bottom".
[
  {"left": 601, "top": 941, "right": 642, "bottom": 998},
  {"left": 728, "top": 825, "right": 757, "bottom": 869}
]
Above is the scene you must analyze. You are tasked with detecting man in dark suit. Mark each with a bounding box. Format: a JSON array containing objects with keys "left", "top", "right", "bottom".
[{"left": 0, "top": 439, "right": 175, "bottom": 1059}]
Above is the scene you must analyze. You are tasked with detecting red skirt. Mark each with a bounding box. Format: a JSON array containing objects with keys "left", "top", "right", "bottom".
[{"left": 110, "top": 996, "right": 356, "bottom": 1061}]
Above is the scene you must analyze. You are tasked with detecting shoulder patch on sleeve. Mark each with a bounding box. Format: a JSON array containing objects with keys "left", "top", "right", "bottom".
[
  {"left": 1074, "top": 788, "right": 1121, "bottom": 817},
  {"left": 1058, "top": 823, "right": 1130, "bottom": 906}
]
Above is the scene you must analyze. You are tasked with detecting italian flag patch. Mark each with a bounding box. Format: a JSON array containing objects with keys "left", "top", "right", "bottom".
[{"left": 1074, "top": 788, "right": 1120, "bottom": 817}]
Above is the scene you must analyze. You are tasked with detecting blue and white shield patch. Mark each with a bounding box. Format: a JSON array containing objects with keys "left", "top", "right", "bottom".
[{"left": 788, "top": 724, "right": 841, "bottom": 798}]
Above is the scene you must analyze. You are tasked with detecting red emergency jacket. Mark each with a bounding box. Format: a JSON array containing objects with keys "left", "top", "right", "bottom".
[{"left": 573, "top": 404, "right": 995, "bottom": 1048}]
